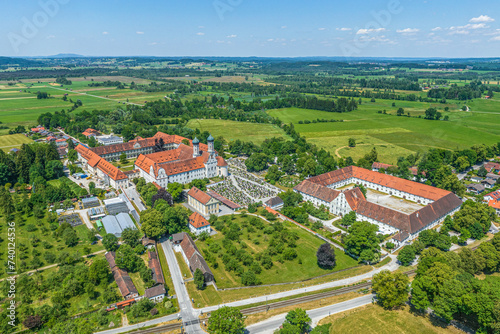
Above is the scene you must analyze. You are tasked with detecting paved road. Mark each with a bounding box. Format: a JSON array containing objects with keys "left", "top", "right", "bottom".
[
  {"left": 160, "top": 239, "right": 204, "bottom": 334},
  {"left": 96, "top": 313, "right": 178, "bottom": 334},
  {"left": 200, "top": 255, "right": 397, "bottom": 313},
  {"left": 246, "top": 294, "right": 374, "bottom": 334}
]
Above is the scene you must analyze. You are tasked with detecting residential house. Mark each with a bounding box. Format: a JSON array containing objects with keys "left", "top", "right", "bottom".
[
  {"left": 188, "top": 212, "right": 211, "bottom": 235},
  {"left": 466, "top": 183, "right": 485, "bottom": 195},
  {"left": 187, "top": 186, "right": 220, "bottom": 216}
]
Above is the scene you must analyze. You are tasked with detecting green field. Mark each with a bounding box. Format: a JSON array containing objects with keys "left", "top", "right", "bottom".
[
  {"left": 318, "top": 304, "right": 462, "bottom": 334},
  {"left": 0, "top": 133, "right": 33, "bottom": 150},
  {"left": 186, "top": 119, "right": 290, "bottom": 145},
  {"left": 268, "top": 104, "right": 500, "bottom": 164}
]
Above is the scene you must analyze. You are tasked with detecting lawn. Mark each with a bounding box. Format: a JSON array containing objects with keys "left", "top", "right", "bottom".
[
  {"left": 186, "top": 119, "right": 290, "bottom": 145},
  {"left": 318, "top": 304, "right": 462, "bottom": 334},
  {"left": 0, "top": 133, "right": 33, "bottom": 150},
  {"left": 195, "top": 215, "right": 359, "bottom": 289},
  {"left": 267, "top": 105, "right": 500, "bottom": 164},
  {"left": 47, "top": 176, "right": 86, "bottom": 195}
]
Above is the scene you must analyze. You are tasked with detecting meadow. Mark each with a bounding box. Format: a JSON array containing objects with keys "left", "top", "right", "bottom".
[
  {"left": 318, "top": 304, "right": 462, "bottom": 334},
  {"left": 0, "top": 134, "right": 33, "bottom": 150},
  {"left": 186, "top": 119, "right": 290, "bottom": 145},
  {"left": 267, "top": 100, "right": 500, "bottom": 164}
]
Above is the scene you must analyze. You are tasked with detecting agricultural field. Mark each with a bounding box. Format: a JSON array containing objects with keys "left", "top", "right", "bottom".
[
  {"left": 186, "top": 119, "right": 290, "bottom": 145},
  {"left": 317, "top": 304, "right": 462, "bottom": 334},
  {"left": 0, "top": 134, "right": 33, "bottom": 150},
  {"left": 0, "top": 77, "right": 160, "bottom": 134},
  {"left": 268, "top": 103, "right": 500, "bottom": 164}
]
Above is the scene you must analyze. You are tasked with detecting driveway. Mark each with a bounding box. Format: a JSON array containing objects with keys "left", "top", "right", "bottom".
[{"left": 123, "top": 186, "right": 146, "bottom": 212}]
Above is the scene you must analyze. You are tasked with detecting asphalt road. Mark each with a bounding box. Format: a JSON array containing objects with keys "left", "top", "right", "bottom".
[
  {"left": 160, "top": 239, "right": 205, "bottom": 334},
  {"left": 246, "top": 294, "right": 374, "bottom": 334}
]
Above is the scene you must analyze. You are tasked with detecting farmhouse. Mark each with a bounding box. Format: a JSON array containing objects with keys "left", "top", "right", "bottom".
[
  {"left": 144, "top": 285, "right": 166, "bottom": 303},
  {"left": 294, "top": 166, "right": 462, "bottom": 243},
  {"left": 178, "top": 233, "right": 214, "bottom": 282},
  {"left": 187, "top": 186, "right": 220, "bottom": 216},
  {"left": 148, "top": 251, "right": 165, "bottom": 285},
  {"left": 105, "top": 251, "right": 138, "bottom": 299}
]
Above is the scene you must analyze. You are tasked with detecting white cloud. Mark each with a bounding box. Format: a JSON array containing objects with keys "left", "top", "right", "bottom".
[
  {"left": 470, "top": 15, "right": 495, "bottom": 23},
  {"left": 450, "top": 23, "right": 487, "bottom": 30},
  {"left": 267, "top": 38, "right": 274, "bottom": 42},
  {"left": 358, "top": 34, "right": 395, "bottom": 44},
  {"left": 281, "top": 26, "right": 287, "bottom": 29},
  {"left": 226, "top": 34, "right": 237, "bottom": 38},
  {"left": 196, "top": 32, "right": 205, "bottom": 36},
  {"left": 318, "top": 27, "right": 326, "bottom": 31},
  {"left": 491, "top": 36, "right": 500, "bottom": 41},
  {"left": 136, "top": 31, "right": 144, "bottom": 35},
  {"left": 396, "top": 28, "right": 420, "bottom": 34},
  {"left": 449, "top": 30, "right": 470, "bottom": 35},
  {"left": 356, "top": 28, "right": 386, "bottom": 35},
  {"left": 149, "top": 42, "right": 158, "bottom": 45},
  {"left": 336, "top": 27, "right": 352, "bottom": 31},
  {"left": 46, "top": 35, "right": 55, "bottom": 39},
  {"left": 199, "top": 26, "right": 205, "bottom": 29},
  {"left": 102, "top": 31, "right": 109, "bottom": 35},
  {"left": 432, "top": 27, "right": 442, "bottom": 31}
]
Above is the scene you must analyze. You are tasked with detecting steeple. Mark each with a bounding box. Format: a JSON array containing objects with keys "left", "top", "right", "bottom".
[
  {"left": 207, "top": 134, "right": 214, "bottom": 154},
  {"left": 192, "top": 137, "right": 200, "bottom": 157}
]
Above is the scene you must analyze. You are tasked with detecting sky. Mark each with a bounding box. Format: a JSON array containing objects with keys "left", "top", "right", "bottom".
[{"left": 2, "top": 0, "right": 500, "bottom": 58}]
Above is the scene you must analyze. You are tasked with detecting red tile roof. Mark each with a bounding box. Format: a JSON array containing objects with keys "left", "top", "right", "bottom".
[
  {"left": 148, "top": 251, "right": 165, "bottom": 285},
  {"left": 188, "top": 187, "right": 212, "bottom": 205},
  {"left": 294, "top": 180, "right": 340, "bottom": 202},
  {"left": 189, "top": 212, "right": 210, "bottom": 229},
  {"left": 216, "top": 156, "right": 228, "bottom": 167},
  {"left": 76, "top": 144, "right": 127, "bottom": 181},
  {"left": 344, "top": 187, "right": 365, "bottom": 210},
  {"left": 308, "top": 166, "right": 449, "bottom": 201},
  {"left": 372, "top": 162, "right": 393, "bottom": 170},
  {"left": 206, "top": 190, "right": 241, "bottom": 209}
]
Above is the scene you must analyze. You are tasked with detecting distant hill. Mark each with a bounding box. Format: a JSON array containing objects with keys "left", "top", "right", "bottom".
[
  {"left": 48, "top": 53, "right": 85, "bottom": 58},
  {"left": 0, "top": 57, "right": 43, "bottom": 67}
]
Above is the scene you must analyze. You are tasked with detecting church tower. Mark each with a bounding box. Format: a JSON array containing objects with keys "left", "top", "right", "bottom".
[
  {"left": 207, "top": 134, "right": 215, "bottom": 154},
  {"left": 192, "top": 137, "right": 200, "bottom": 157}
]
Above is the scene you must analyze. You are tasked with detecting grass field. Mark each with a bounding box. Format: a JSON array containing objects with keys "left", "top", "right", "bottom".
[
  {"left": 318, "top": 304, "right": 462, "bottom": 334},
  {"left": 268, "top": 104, "right": 500, "bottom": 164},
  {"left": 0, "top": 133, "right": 33, "bottom": 150},
  {"left": 186, "top": 119, "right": 290, "bottom": 145}
]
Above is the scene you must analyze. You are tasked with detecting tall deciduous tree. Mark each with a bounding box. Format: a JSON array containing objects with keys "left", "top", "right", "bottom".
[
  {"left": 372, "top": 270, "right": 410, "bottom": 309},
  {"left": 207, "top": 306, "right": 245, "bottom": 334}
]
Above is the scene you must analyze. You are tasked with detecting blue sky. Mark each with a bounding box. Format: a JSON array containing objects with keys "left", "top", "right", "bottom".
[{"left": 2, "top": 0, "right": 500, "bottom": 57}]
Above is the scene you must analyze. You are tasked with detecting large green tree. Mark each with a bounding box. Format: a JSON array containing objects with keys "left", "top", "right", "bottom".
[
  {"left": 207, "top": 306, "right": 245, "bottom": 334},
  {"left": 372, "top": 270, "right": 410, "bottom": 309}
]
